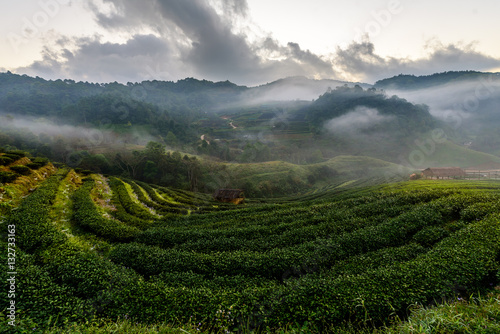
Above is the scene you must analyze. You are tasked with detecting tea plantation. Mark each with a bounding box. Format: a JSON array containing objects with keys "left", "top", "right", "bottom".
[{"left": 1, "top": 164, "right": 500, "bottom": 333}]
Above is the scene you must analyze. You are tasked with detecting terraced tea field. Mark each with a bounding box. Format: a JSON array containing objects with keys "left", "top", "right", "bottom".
[{"left": 1, "top": 159, "right": 500, "bottom": 332}]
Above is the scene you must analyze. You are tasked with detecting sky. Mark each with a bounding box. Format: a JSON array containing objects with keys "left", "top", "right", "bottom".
[{"left": 1, "top": 0, "right": 500, "bottom": 86}]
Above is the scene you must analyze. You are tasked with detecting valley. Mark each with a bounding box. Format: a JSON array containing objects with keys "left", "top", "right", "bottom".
[{"left": 1, "top": 71, "right": 500, "bottom": 333}]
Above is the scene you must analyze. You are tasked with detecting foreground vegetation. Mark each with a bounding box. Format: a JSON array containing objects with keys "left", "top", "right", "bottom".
[
  {"left": 1, "top": 152, "right": 500, "bottom": 333},
  {"left": 6, "top": 289, "right": 500, "bottom": 333}
]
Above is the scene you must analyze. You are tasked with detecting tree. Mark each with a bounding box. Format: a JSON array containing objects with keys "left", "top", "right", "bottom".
[
  {"left": 165, "top": 131, "right": 178, "bottom": 147},
  {"left": 145, "top": 141, "right": 165, "bottom": 164},
  {"left": 114, "top": 151, "right": 145, "bottom": 178},
  {"left": 143, "top": 160, "right": 159, "bottom": 183},
  {"left": 183, "top": 156, "right": 201, "bottom": 191}
]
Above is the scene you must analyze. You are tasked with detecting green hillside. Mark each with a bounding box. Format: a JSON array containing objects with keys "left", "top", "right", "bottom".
[
  {"left": 225, "top": 155, "right": 409, "bottom": 197},
  {"left": 425, "top": 141, "right": 500, "bottom": 168},
  {"left": 1, "top": 153, "right": 499, "bottom": 333},
  {"left": 374, "top": 71, "right": 500, "bottom": 90}
]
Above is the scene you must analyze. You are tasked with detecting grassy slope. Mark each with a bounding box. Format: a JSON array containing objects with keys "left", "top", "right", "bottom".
[
  {"left": 424, "top": 141, "right": 500, "bottom": 168},
  {"left": 226, "top": 155, "right": 409, "bottom": 192}
]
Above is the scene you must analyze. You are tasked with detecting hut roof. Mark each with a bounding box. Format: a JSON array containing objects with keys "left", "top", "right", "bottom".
[
  {"left": 422, "top": 167, "right": 466, "bottom": 177},
  {"left": 213, "top": 189, "right": 244, "bottom": 200}
]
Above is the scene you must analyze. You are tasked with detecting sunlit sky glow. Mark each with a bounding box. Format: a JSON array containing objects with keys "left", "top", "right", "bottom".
[{"left": 1, "top": 0, "right": 499, "bottom": 86}]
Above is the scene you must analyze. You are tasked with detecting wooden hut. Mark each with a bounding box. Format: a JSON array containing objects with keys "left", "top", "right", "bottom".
[
  {"left": 213, "top": 189, "right": 245, "bottom": 204},
  {"left": 422, "top": 167, "right": 466, "bottom": 179}
]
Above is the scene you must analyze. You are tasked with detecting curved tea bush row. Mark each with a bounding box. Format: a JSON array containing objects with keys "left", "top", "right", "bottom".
[
  {"left": 137, "top": 211, "right": 408, "bottom": 253},
  {"left": 72, "top": 179, "right": 140, "bottom": 242},
  {"left": 61, "top": 214, "right": 500, "bottom": 330},
  {"left": 151, "top": 184, "right": 227, "bottom": 209},
  {"left": 3, "top": 169, "right": 68, "bottom": 254},
  {"left": 109, "top": 198, "right": 153, "bottom": 230},
  {"left": 135, "top": 191, "right": 466, "bottom": 253},
  {"left": 0, "top": 241, "right": 141, "bottom": 329},
  {"left": 0, "top": 246, "right": 87, "bottom": 328},
  {"left": 106, "top": 183, "right": 154, "bottom": 230},
  {"left": 140, "top": 181, "right": 236, "bottom": 213},
  {"left": 155, "top": 186, "right": 466, "bottom": 231},
  {"left": 6, "top": 178, "right": 500, "bottom": 332},
  {"left": 108, "top": 177, "right": 159, "bottom": 221},
  {"left": 148, "top": 195, "right": 399, "bottom": 230},
  {"left": 110, "top": 200, "right": 456, "bottom": 280},
  {"left": 127, "top": 180, "right": 189, "bottom": 215},
  {"left": 326, "top": 242, "right": 428, "bottom": 277},
  {"left": 138, "top": 181, "right": 189, "bottom": 207},
  {"left": 113, "top": 191, "right": 497, "bottom": 281},
  {"left": 266, "top": 216, "right": 500, "bottom": 327}
]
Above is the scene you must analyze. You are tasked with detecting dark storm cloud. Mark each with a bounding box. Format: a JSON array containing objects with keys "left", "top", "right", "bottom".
[
  {"left": 154, "top": 0, "right": 260, "bottom": 78},
  {"left": 14, "top": 0, "right": 338, "bottom": 85},
  {"left": 87, "top": 0, "right": 160, "bottom": 31},
  {"left": 83, "top": 0, "right": 264, "bottom": 81}
]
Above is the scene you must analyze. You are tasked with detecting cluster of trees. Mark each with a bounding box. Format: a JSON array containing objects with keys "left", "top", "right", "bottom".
[
  {"left": 0, "top": 72, "right": 242, "bottom": 145},
  {"left": 308, "top": 85, "right": 434, "bottom": 130},
  {"left": 113, "top": 142, "right": 202, "bottom": 190}
]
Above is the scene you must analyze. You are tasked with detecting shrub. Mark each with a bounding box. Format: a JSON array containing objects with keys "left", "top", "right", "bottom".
[
  {"left": 81, "top": 170, "right": 93, "bottom": 176},
  {"left": 25, "top": 157, "right": 50, "bottom": 170},
  {"left": 412, "top": 225, "right": 449, "bottom": 247},
  {"left": 33, "top": 157, "right": 49, "bottom": 165},
  {"left": 0, "top": 171, "right": 19, "bottom": 183},
  {"left": 2, "top": 154, "right": 21, "bottom": 161},
  {"left": 5, "top": 150, "right": 27, "bottom": 158},
  {"left": 10, "top": 164, "right": 31, "bottom": 175},
  {"left": 0, "top": 156, "right": 13, "bottom": 166},
  {"left": 25, "top": 162, "right": 43, "bottom": 170}
]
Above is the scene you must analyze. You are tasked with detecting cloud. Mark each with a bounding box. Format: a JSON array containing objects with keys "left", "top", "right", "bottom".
[
  {"left": 325, "top": 106, "right": 393, "bottom": 134},
  {"left": 335, "top": 38, "right": 500, "bottom": 83},
  {"left": 220, "top": 0, "right": 248, "bottom": 17},
  {"left": 10, "top": 1, "right": 500, "bottom": 86},
  {"left": 13, "top": 0, "right": 339, "bottom": 85},
  {"left": 16, "top": 34, "right": 183, "bottom": 83},
  {"left": 0, "top": 113, "right": 158, "bottom": 149},
  {"left": 385, "top": 77, "right": 500, "bottom": 130}
]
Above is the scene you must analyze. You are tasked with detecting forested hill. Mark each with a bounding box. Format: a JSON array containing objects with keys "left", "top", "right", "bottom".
[
  {"left": 3, "top": 71, "right": 497, "bottom": 169},
  {"left": 0, "top": 72, "right": 373, "bottom": 117},
  {"left": 296, "top": 85, "right": 437, "bottom": 160},
  {"left": 0, "top": 71, "right": 247, "bottom": 111},
  {"left": 306, "top": 85, "right": 434, "bottom": 128},
  {"left": 375, "top": 71, "right": 500, "bottom": 90}
]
